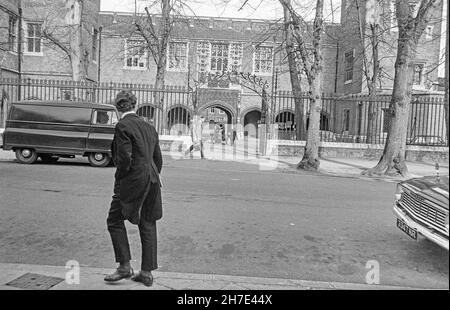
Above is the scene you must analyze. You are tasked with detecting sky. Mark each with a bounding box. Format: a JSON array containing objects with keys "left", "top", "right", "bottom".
[{"left": 100, "top": 0, "right": 342, "bottom": 22}]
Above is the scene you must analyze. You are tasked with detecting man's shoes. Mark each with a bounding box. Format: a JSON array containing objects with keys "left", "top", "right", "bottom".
[
  {"left": 131, "top": 271, "right": 153, "bottom": 287},
  {"left": 104, "top": 267, "right": 133, "bottom": 282}
]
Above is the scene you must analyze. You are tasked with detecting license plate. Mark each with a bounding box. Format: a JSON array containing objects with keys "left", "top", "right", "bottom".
[{"left": 397, "top": 218, "right": 417, "bottom": 240}]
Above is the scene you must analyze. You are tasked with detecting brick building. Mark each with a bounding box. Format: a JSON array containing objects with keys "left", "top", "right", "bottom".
[
  {"left": 0, "top": 0, "right": 446, "bottom": 139},
  {"left": 0, "top": 0, "right": 20, "bottom": 80}
]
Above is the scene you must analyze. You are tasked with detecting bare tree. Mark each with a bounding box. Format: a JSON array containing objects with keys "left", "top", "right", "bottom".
[
  {"left": 279, "top": 0, "right": 325, "bottom": 171},
  {"left": 134, "top": 0, "right": 173, "bottom": 93},
  {"left": 38, "top": 0, "right": 90, "bottom": 81},
  {"left": 282, "top": 0, "right": 306, "bottom": 141},
  {"left": 363, "top": 0, "right": 442, "bottom": 177}
]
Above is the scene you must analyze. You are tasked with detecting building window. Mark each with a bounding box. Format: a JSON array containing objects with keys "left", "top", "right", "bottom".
[
  {"left": 197, "top": 42, "right": 210, "bottom": 74},
  {"left": 229, "top": 43, "right": 243, "bottom": 72},
  {"left": 92, "top": 29, "right": 98, "bottom": 62},
  {"left": 253, "top": 46, "right": 273, "bottom": 75},
  {"left": 413, "top": 64, "right": 424, "bottom": 85},
  {"left": 8, "top": 16, "right": 18, "bottom": 52},
  {"left": 210, "top": 107, "right": 215, "bottom": 114},
  {"left": 26, "top": 23, "right": 42, "bottom": 54},
  {"left": 343, "top": 109, "right": 350, "bottom": 131},
  {"left": 168, "top": 42, "right": 188, "bottom": 71},
  {"left": 125, "top": 39, "right": 147, "bottom": 69},
  {"left": 344, "top": 50, "right": 354, "bottom": 83},
  {"left": 211, "top": 43, "right": 229, "bottom": 72}
]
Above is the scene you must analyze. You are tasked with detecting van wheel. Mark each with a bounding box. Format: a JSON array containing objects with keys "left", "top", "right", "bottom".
[
  {"left": 15, "top": 148, "right": 38, "bottom": 164},
  {"left": 40, "top": 154, "right": 59, "bottom": 163},
  {"left": 88, "top": 152, "right": 110, "bottom": 167}
]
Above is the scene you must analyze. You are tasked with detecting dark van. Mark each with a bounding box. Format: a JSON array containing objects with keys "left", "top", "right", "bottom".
[{"left": 2, "top": 100, "right": 119, "bottom": 167}]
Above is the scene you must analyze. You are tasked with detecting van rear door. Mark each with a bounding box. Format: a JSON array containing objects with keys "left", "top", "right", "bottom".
[{"left": 86, "top": 109, "right": 118, "bottom": 154}]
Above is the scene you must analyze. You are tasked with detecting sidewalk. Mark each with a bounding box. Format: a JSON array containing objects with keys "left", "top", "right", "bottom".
[
  {"left": 1, "top": 145, "right": 448, "bottom": 182},
  {"left": 0, "top": 263, "right": 417, "bottom": 290}
]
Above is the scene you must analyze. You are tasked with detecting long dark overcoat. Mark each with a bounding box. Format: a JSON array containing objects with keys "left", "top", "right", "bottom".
[{"left": 111, "top": 113, "right": 163, "bottom": 224}]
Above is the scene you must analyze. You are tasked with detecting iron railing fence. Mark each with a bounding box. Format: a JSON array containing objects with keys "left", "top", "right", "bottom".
[{"left": 1, "top": 78, "right": 447, "bottom": 146}]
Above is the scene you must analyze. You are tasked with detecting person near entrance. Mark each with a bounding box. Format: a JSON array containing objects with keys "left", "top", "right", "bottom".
[
  {"left": 185, "top": 115, "right": 205, "bottom": 158},
  {"left": 105, "top": 89, "right": 163, "bottom": 287}
]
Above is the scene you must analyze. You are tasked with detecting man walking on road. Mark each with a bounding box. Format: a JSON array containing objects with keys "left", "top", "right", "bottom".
[{"left": 105, "top": 90, "right": 163, "bottom": 287}]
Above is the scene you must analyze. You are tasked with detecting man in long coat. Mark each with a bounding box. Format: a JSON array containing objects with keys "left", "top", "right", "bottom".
[{"left": 104, "top": 90, "right": 163, "bottom": 287}]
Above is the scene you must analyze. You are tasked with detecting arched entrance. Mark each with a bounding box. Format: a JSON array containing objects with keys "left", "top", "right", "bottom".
[
  {"left": 199, "top": 103, "right": 235, "bottom": 144},
  {"left": 167, "top": 106, "right": 191, "bottom": 135},
  {"left": 275, "top": 111, "right": 296, "bottom": 140},
  {"left": 137, "top": 105, "right": 156, "bottom": 124},
  {"left": 243, "top": 109, "right": 261, "bottom": 138}
]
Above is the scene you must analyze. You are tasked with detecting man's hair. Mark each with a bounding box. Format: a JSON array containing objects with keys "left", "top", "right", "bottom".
[{"left": 114, "top": 89, "right": 137, "bottom": 113}]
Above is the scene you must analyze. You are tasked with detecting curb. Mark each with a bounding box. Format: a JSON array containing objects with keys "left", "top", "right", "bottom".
[{"left": 0, "top": 263, "right": 422, "bottom": 290}]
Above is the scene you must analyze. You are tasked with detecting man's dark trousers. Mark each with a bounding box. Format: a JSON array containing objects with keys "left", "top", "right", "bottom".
[{"left": 107, "top": 180, "right": 159, "bottom": 271}]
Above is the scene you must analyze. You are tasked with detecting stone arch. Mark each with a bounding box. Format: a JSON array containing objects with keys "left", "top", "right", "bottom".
[
  {"left": 198, "top": 100, "right": 236, "bottom": 123},
  {"left": 275, "top": 110, "right": 296, "bottom": 140},
  {"left": 136, "top": 103, "right": 159, "bottom": 124},
  {"left": 167, "top": 105, "right": 192, "bottom": 135},
  {"left": 242, "top": 108, "right": 261, "bottom": 138}
]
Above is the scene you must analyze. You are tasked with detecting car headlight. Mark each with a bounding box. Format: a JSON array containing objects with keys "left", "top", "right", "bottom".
[{"left": 394, "top": 184, "right": 403, "bottom": 202}]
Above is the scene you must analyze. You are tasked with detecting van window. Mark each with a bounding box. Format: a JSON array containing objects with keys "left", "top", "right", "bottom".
[
  {"left": 11, "top": 104, "right": 91, "bottom": 124},
  {"left": 92, "top": 109, "right": 118, "bottom": 126}
]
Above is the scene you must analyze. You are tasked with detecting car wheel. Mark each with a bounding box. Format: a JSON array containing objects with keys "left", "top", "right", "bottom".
[
  {"left": 88, "top": 152, "right": 111, "bottom": 167},
  {"left": 15, "top": 148, "right": 38, "bottom": 164},
  {"left": 40, "top": 154, "right": 59, "bottom": 163}
]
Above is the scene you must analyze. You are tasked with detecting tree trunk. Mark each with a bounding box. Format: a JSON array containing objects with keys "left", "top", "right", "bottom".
[
  {"left": 298, "top": 75, "right": 323, "bottom": 170},
  {"left": 365, "top": 24, "right": 380, "bottom": 144},
  {"left": 68, "top": 0, "right": 84, "bottom": 81},
  {"left": 297, "top": 0, "right": 324, "bottom": 171},
  {"left": 363, "top": 0, "right": 441, "bottom": 177},
  {"left": 154, "top": 0, "right": 170, "bottom": 133},
  {"left": 282, "top": 1, "right": 305, "bottom": 141},
  {"left": 363, "top": 37, "right": 414, "bottom": 176}
]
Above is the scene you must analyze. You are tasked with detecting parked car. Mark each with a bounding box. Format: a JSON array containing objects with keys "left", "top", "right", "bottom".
[
  {"left": 2, "top": 100, "right": 119, "bottom": 167},
  {"left": 393, "top": 175, "right": 449, "bottom": 250},
  {"left": 409, "top": 135, "right": 446, "bottom": 146}
]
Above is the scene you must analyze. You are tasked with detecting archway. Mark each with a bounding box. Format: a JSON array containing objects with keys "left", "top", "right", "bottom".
[
  {"left": 167, "top": 106, "right": 191, "bottom": 135},
  {"left": 137, "top": 105, "right": 156, "bottom": 124},
  {"left": 243, "top": 109, "right": 261, "bottom": 138},
  {"left": 275, "top": 111, "right": 296, "bottom": 140},
  {"left": 199, "top": 103, "right": 234, "bottom": 144}
]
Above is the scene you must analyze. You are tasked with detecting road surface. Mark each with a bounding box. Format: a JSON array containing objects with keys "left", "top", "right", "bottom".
[{"left": 0, "top": 155, "right": 448, "bottom": 289}]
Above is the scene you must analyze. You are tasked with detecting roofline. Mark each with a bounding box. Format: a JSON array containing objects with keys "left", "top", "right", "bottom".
[{"left": 98, "top": 11, "right": 341, "bottom": 26}]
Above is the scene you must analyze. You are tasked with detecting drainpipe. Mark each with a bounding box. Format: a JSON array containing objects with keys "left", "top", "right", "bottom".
[
  {"left": 97, "top": 26, "right": 102, "bottom": 83},
  {"left": 334, "top": 41, "right": 339, "bottom": 94},
  {"left": 18, "top": 0, "right": 23, "bottom": 99}
]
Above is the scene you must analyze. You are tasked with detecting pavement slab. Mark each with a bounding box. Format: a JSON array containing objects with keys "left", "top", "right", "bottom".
[{"left": 0, "top": 263, "right": 421, "bottom": 290}]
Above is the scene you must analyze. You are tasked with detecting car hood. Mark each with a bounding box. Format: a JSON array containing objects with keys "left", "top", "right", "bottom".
[{"left": 401, "top": 175, "right": 449, "bottom": 209}]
